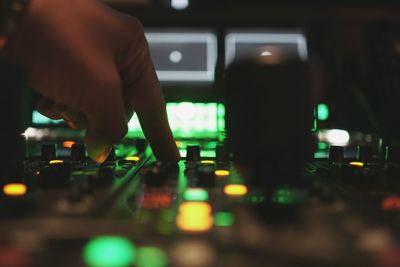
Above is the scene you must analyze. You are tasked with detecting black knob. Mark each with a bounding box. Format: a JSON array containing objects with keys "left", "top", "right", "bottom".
[
  {"left": 216, "top": 145, "right": 229, "bottom": 163},
  {"left": 37, "top": 163, "right": 71, "bottom": 188},
  {"left": 41, "top": 144, "right": 56, "bottom": 161},
  {"left": 136, "top": 139, "right": 147, "bottom": 153},
  {"left": 71, "top": 144, "right": 86, "bottom": 161},
  {"left": 329, "top": 146, "right": 344, "bottom": 163},
  {"left": 186, "top": 145, "right": 200, "bottom": 161},
  {"left": 196, "top": 164, "right": 215, "bottom": 188},
  {"left": 142, "top": 161, "right": 178, "bottom": 187},
  {"left": 357, "top": 145, "right": 373, "bottom": 162},
  {"left": 385, "top": 146, "right": 400, "bottom": 163}
]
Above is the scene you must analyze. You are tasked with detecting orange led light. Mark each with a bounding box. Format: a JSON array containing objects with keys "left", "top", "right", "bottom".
[
  {"left": 125, "top": 156, "right": 140, "bottom": 162},
  {"left": 3, "top": 183, "right": 27, "bottom": 197},
  {"left": 49, "top": 160, "right": 64, "bottom": 164},
  {"left": 350, "top": 162, "right": 364, "bottom": 167},
  {"left": 224, "top": 184, "right": 248, "bottom": 197},
  {"left": 215, "top": 170, "right": 230, "bottom": 177},
  {"left": 176, "top": 202, "right": 213, "bottom": 232},
  {"left": 141, "top": 193, "right": 173, "bottom": 209},
  {"left": 0, "top": 36, "right": 7, "bottom": 49},
  {"left": 62, "top": 140, "right": 76, "bottom": 148},
  {"left": 201, "top": 160, "right": 215, "bottom": 164},
  {"left": 382, "top": 196, "right": 400, "bottom": 211}
]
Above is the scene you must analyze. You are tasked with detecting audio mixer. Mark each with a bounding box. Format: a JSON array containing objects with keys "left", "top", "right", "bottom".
[{"left": 1, "top": 133, "right": 400, "bottom": 267}]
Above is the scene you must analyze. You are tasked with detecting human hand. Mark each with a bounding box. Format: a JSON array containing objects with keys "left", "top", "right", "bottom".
[{"left": 4, "top": 0, "right": 180, "bottom": 163}]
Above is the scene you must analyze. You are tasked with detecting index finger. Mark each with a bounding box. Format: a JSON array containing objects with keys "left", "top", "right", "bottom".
[{"left": 118, "top": 18, "right": 179, "bottom": 162}]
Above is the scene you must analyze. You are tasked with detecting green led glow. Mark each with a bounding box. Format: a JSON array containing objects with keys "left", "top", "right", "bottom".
[
  {"left": 137, "top": 247, "right": 168, "bottom": 267},
  {"left": 184, "top": 188, "right": 209, "bottom": 201},
  {"left": 32, "top": 111, "right": 63, "bottom": 124},
  {"left": 127, "top": 102, "right": 225, "bottom": 139},
  {"left": 318, "top": 142, "right": 328, "bottom": 150},
  {"left": 83, "top": 236, "right": 136, "bottom": 267},
  {"left": 272, "top": 187, "right": 297, "bottom": 205},
  {"left": 214, "top": 212, "right": 235, "bottom": 227},
  {"left": 317, "top": 104, "right": 329, "bottom": 121}
]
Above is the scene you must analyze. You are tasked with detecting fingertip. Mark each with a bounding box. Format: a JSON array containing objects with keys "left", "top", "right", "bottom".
[{"left": 85, "top": 132, "right": 113, "bottom": 164}]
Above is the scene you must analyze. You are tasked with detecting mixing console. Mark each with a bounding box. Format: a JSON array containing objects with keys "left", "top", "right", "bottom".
[{"left": 1, "top": 136, "right": 400, "bottom": 267}]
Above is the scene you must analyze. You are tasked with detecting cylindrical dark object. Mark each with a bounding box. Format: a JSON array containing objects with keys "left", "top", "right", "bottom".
[
  {"left": 329, "top": 146, "right": 344, "bottom": 163},
  {"left": 356, "top": 145, "right": 373, "bottom": 162},
  {"left": 186, "top": 145, "right": 201, "bottom": 161},
  {"left": 41, "top": 144, "right": 56, "bottom": 161},
  {"left": 0, "top": 59, "right": 30, "bottom": 179},
  {"left": 216, "top": 145, "right": 229, "bottom": 163},
  {"left": 71, "top": 144, "right": 86, "bottom": 161},
  {"left": 225, "top": 58, "right": 315, "bottom": 177}
]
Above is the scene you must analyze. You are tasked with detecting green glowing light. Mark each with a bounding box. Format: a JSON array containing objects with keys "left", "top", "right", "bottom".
[
  {"left": 318, "top": 142, "right": 328, "bottom": 150},
  {"left": 83, "top": 236, "right": 136, "bottom": 267},
  {"left": 137, "top": 247, "right": 168, "bottom": 267},
  {"left": 272, "top": 187, "right": 296, "bottom": 205},
  {"left": 214, "top": 212, "right": 235, "bottom": 227},
  {"left": 184, "top": 188, "right": 209, "bottom": 201},
  {"left": 32, "top": 111, "right": 63, "bottom": 124},
  {"left": 317, "top": 104, "right": 329, "bottom": 121},
  {"left": 127, "top": 102, "right": 225, "bottom": 139}
]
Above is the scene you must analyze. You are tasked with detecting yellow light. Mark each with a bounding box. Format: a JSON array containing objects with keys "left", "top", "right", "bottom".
[
  {"left": 3, "top": 183, "right": 27, "bottom": 197},
  {"left": 176, "top": 202, "right": 213, "bottom": 232},
  {"left": 215, "top": 170, "right": 230, "bottom": 177},
  {"left": 62, "top": 140, "right": 76, "bottom": 148},
  {"left": 179, "top": 202, "right": 212, "bottom": 215},
  {"left": 350, "top": 161, "right": 364, "bottom": 167},
  {"left": 176, "top": 214, "right": 214, "bottom": 232},
  {"left": 224, "top": 184, "right": 248, "bottom": 197},
  {"left": 49, "top": 160, "right": 64, "bottom": 164},
  {"left": 176, "top": 141, "right": 184, "bottom": 148},
  {"left": 125, "top": 156, "right": 140, "bottom": 162},
  {"left": 201, "top": 160, "right": 215, "bottom": 164}
]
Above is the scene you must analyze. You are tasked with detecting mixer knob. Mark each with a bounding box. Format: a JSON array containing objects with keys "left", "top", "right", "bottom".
[
  {"left": 196, "top": 164, "right": 215, "bottom": 188},
  {"left": 36, "top": 162, "right": 71, "bottom": 188},
  {"left": 41, "top": 144, "right": 56, "bottom": 161},
  {"left": 142, "top": 161, "right": 179, "bottom": 187},
  {"left": 329, "top": 146, "right": 344, "bottom": 163},
  {"left": 384, "top": 146, "right": 400, "bottom": 163},
  {"left": 356, "top": 145, "right": 373, "bottom": 162},
  {"left": 216, "top": 145, "right": 229, "bottom": 163},
  {"left": 71, "top": 144, "right": 86, "bottom": 161},
  {"left": 186, "top": 145, "right": 201, "bottom": 161}
]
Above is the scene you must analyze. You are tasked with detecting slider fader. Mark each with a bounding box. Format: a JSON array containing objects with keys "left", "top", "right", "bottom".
[{"left": 2, "top": 137, "right": 400, "bottom": 267}]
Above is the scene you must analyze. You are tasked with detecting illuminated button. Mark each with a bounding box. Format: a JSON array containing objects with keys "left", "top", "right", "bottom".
[
  {"left": 223, "top": 184, "right": 248, "bottom": 197},
  {"left": 49, "top": 160, "right": 64, "bottom": 164},
  {"left": 0, "top": 36, "right": 7, "bottom": 49},
  {"left": 214, "top": 212, "right": 235, "bottom": 227},
  {"left": 125, "top": 156, "right": 140, "bottom": 162},
  {"left": 176, "top": 202, "right": 213, "bottom": 232},
  {"left": 141, "top": 193, "right": 173, "bottom": 209},
  {"left": 350, "top": 161, "right": 364, "bottom": 167},
  {"left": 183, "top": 188, "right": 209, "bottom": 201},
  {"left": 201, "top": 160, "right": 215, "bottom": 164},
  {"left": 62, "top": 140, "right": 76, "bottom": 148},
  {"left": 382, "top": 196, "right": 400, "bottom": 211},
  {"left": 83, "top": 236, "right": 136, "bottom": 267},
  {"left": 3, "top": 183, "right": 27, "bottom": 197},
  {"left": 215, "top": 170, "right": 229, "bottom": 177},
  {"left": 137, "top": 247, "right": 168, "bottom": 267}
]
